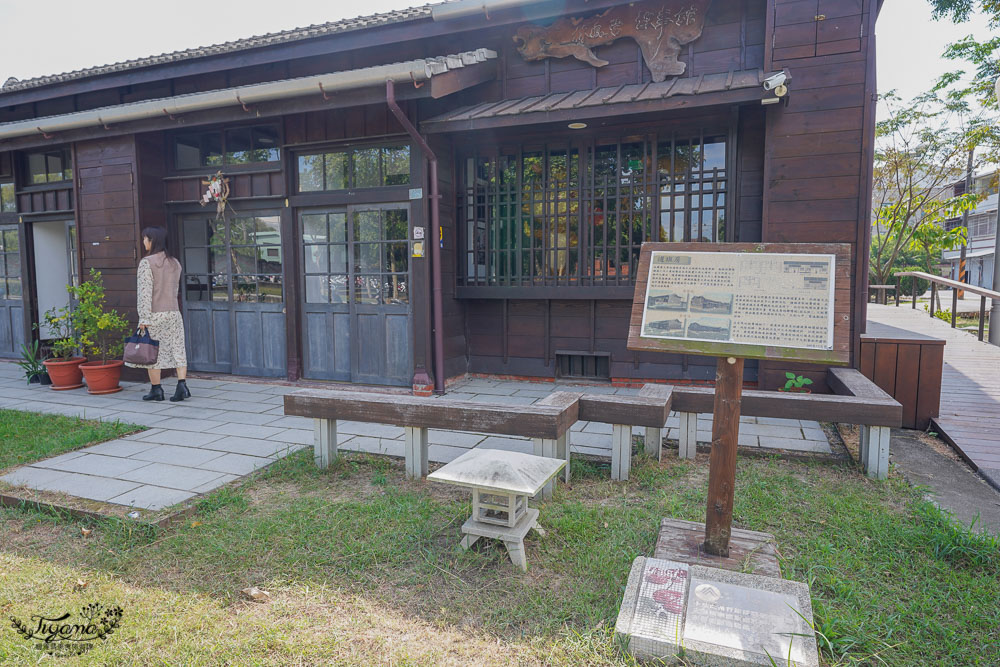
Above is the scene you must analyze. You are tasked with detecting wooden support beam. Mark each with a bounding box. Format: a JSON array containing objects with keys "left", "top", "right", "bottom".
[
  {"left": 404, "top": 426, "right": 429, "bottom": 479},
  {"left": 313, "top": 418, "right": 337, "bottom": 469},
  {"left": 704, "top": 357, "right": 744, "bottom": 557},
  {"left": 678, "top": 412, "right": 698, "bottom": 459},
  {"left": 611, "top": 424, "right": 632, "bottom": 481}
]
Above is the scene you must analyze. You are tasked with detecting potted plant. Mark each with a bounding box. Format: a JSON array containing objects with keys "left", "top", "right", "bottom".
[
  {"left": 40, "top": 303, "right": 86, "bottom": 390},
  {"left": 16, "top": 340, "right": 51, "bottom": 385},
  {"left": 73, "top": 269, "right": 131, "bottom": 394},
  {"left": 780, "top": 372, "right": 813, "bottom": 393}
]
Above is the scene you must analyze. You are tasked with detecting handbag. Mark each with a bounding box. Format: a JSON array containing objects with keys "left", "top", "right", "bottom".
[{"left": 123, "top": 328, "right": 159, "bottom": 365}]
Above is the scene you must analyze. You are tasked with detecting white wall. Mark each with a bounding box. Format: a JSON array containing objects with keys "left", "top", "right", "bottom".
[{"left": 33, "top": 221, "right": 71, "bottom": 339}]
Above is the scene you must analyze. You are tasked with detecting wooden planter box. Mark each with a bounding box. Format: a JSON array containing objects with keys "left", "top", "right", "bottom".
[{"left": 860, "top": 322, "right": 945, "bottom": 430}]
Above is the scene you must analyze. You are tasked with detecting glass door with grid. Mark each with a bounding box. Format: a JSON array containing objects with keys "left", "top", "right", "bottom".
[{"left": 0, "top": 225, "right": 24, "bottom": 357}]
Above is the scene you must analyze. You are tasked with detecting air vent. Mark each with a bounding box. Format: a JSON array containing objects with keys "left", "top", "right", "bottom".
[{"left": 555, "top": 351, "right": 610, "bottom": 381}]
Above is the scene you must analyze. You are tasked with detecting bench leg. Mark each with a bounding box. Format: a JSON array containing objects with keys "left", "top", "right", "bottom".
[
  {"left": 644, "top": 427, "right": 663, "bottom": 460},
  {"left": 531, "top": 437, "right": 561, "bottom": 499},
  {"left": 611, "top": 424, "right": 631, "bottom": 481},
  {"left": 404, "top": 426, "right": 429, "bottom": 479},
  {"left": 313, "top": 418, "right": 337, "bottom": 469},
  {"left": 556, "top": 433, "right": 571, "bottom": 484},
  {"left": 862, "top": 425, "right": 890, "bottom": 480},
  {"left": 678, "top": 412, "right": 697, "bottom": 460}
]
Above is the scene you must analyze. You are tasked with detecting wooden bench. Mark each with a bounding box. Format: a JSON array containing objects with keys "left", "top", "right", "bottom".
[
  {"left": 283, "top": 388, "right": 579, "bottom": 498},
  {"left": 669, "top": 368, "right": 902, "bottom": 479},
  {"left": 538, "top": 384, "right": 673, "bottom": 482}
]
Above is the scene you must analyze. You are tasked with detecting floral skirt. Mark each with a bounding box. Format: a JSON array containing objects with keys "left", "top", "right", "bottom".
[{"left": 124, "top": 311, "right": 188, "bottom": 370}]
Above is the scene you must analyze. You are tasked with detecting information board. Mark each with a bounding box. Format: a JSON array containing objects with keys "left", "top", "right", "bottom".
[{"left": 628, "top": 243, "right": 852, "bottom": 365}]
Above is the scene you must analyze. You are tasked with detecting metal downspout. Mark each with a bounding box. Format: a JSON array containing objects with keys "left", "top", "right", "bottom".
[{"left": 386, "top": 80, "right": 445, "bottom": 394}]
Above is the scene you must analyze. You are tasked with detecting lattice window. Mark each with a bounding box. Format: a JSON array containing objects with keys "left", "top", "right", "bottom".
[
  {"left": 459, "top": 131, "right": 727, "bottom": 287},
  {"left": 0, "top": 226, "right": 21, "bottom": 299}
]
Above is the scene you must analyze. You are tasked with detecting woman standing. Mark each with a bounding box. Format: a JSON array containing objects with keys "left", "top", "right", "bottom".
[{"left": 125, "top": 226, "right": 191, "bottom": 402}]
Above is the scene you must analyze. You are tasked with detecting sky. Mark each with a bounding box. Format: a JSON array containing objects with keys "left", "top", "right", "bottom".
[{"left": 0, "top": 0, "right": 995, "bottom": 119}]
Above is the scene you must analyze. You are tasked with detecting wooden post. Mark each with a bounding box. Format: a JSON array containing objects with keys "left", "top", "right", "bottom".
[{"left": 703, "top": 356, "right": 744, "bottom": 557}]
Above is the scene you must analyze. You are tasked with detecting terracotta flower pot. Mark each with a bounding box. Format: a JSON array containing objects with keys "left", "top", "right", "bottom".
[
  {"left": 80, "top": 360, "right": 124, "bottom": 395},
  {"left": 43, "top": 357, "right": 87, "bottom": 391}
]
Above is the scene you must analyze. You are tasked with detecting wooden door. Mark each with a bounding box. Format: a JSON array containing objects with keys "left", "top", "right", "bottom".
[
  {"left": 299, "top": 204, "right": 411, "bottom": 385},
  {"left": 181, "top": 212, "right": 287, "bottom": 377}
]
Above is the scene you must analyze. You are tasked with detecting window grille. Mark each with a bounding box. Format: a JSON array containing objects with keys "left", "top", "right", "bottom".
[{"left": 459, "top": 131, "right": 727, "bottom": 288}]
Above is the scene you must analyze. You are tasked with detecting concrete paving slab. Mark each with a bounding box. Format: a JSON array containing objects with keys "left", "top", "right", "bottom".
[
  {"left": 266, "top": 415, "right": 312, "bottom": 430},
  {"left": 130, "top": 429, "right": 227, "bottom": 448},
  {"left": 117, "top": 463, "right": 230, "bottom": 491},
  {"left": 154, "top": 405, "right": 230, "bottom": 421},
  {"left": 740, "top": 423, "right": 805, "bottom": 439},
  {"left": 147, "top": 417, "right": 228, "bottom": 432},
  {"left": 477, "top": 436, "right": 534, "bottom": 455},
  {"left": 189, "top": 474, "right": 240, "bottom": 494},
  {"left": 340, "top": 436, "right": 404, "bottom": 458},
  {"left": 130, "top": 444, "right": 230, "bottom": 466},
  {"left": 336, "top": 421, "right": 405, "bottom": 439},
  {"left": 199, "top": 453, "right": 274, "bottom": 476},
  {"left": 106, "top": 485, "right": 196, "bottom": 510},
  {"left": 760, "top": 437, "right": 831, "bottom": 453},
  {"left": 1, "top": 466, "right": 76, "bottom": 490},
  {"left": 272, "top": 429, "right": 314, "bottom": 446},
  {"left": 29, "top": 450, "right": 88, "bottom": 467},
  {"left": 37, "top": 453, "right": 151, "bottom": 477},
  {"left": 42, "top": 473, "right": 143, "bottom": 502},
  {"left": 200, "top": 436, "right": 298, "bottom": 458},
  {"left": 85, "top": 439, "right": 160, "bottom": 458},
  {"left": 97, "top": 411, "right": 171, "bottom": 427},
  {"left": 205, "top": 423, "right": 287, "bottom": 440},
  {"left": 427, "top": 429, "right": 487, "bottom": 448}
]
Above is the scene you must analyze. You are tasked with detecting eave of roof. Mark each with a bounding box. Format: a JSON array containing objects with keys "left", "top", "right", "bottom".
[
  {"left": 422, "top": 68, "right": 783, "bottom": 133},
  {"left": 1, "top": 4, "right": 435, "bottom": 96}
]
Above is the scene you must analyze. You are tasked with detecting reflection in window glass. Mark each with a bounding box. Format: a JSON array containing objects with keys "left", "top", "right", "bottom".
[
  {"left": 354, "top": 148, "right": 380, "bottom": 188},
  {"left": 28, "top": 154, "right": 46, "bottom": 184},
  {"left": 299, "top": 155, "right": 324, "bottom": 192},
  {"left": 325, "top": 152, "right": 348, "bottom": 190},
  {"left": 0, "top": 183, "right": 15, "bottom": 213},
  {"left": 225, "top": 128, "right": 253, "bottom": 164},
  {"left": 175, "top": 135, "right": 202, "bottom": 170},
  {"left": 252, "top": 126, "right": 281, "bottom": 162},
  {"left": 383, "top": 146, "right": 410, "bottom": 186},
  {"left": 172, "top": 125, "right": 278, "bottom": 168},
  {"left": 26, "top": 149, "right": 72, "bottom": 184}
]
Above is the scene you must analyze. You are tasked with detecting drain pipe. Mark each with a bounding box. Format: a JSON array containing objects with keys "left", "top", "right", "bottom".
[{"left": 386, "top": 79, "right": 445, "bottom": 394}]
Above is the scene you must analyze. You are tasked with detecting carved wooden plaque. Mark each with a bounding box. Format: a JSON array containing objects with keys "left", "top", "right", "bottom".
[
  {"left": 627, "top": 243, "right": 853, "bottom": 365},
  {"left": 514, "top": 0, "right": 713, "bottom": 82}
]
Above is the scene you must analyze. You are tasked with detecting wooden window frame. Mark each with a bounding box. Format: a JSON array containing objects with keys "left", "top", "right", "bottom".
[
  {"left": 21, "top": 148, "right": 72, "bottom": 186},
  {"left": 294, "top": 142, "right": 412, "bottom": 194},
  {"left": 169, "top": 123, "right": 282, "bottom": 173},
  {"left": 456, "top": 125, "right": 733, "bottom": 295}
]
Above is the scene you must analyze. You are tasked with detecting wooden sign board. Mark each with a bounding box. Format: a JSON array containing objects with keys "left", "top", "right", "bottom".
[{"left": 628, "top": 243, "right": 852, "bottom": 366}]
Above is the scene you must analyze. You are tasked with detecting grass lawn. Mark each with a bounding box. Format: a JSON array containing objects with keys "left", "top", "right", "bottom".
[
  {"left": 0, "top": 409, "right": 142, "bottom": 471},
  {"left": 2, "top": 444, "right": 998, "bottom": 666}
]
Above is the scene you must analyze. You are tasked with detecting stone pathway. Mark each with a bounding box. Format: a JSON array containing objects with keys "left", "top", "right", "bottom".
[{"left": 0, "top": 363, "right": 830, "bottom": 511}]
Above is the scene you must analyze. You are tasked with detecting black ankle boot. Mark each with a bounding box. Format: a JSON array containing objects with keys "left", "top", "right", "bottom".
[
  {"left": 142, "top": 384, "right": 164, "bottom": 401},
  {"left": 169, "top": 380, "right": 191, "bottom": 403}
]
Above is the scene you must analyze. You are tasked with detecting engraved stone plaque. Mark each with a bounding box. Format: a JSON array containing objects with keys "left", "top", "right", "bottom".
[{"left": 684, "top": 576, "right": 811, "bottom": 665}]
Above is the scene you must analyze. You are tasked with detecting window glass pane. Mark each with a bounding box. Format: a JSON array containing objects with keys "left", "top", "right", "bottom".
[
  {"left": 330, "top": 275, "right": 349, "bottom": 303},
  {"left": 384, "top": 209, "right": 408, "bottom": 241},
  {"left": 1, "top": 183, "right": 16, "bottom": 212},
  {"left": 304, "top": 245, "right": 328, "bottom": 274},
  {"left": 299, "top": 155, "right": 324, "bottom": 192},
  {"left": 305, "top": 275, "right": 328, "bottom": 303},
  {"left": 260, "top": 245, "right": 282, "bottom": 274},
  {"left": 330, "top": 212, "right": 347, "bottom": 243},
  {"left": 202, "top": 133, "right": 223, "bottom": 166},
  {"left": 355, "top": 243, "right": 379, "bottom": 271},
  {"left": 251, "top": 126, "right": 280, "bottom": 162},
  {"left": 385, "top": 243, "right": 408, "bottom": 273},
  {"left": 28, "top": 153, "right": 46, "bottom": 184},
  {"left": 184, "top": 248, "right": 209, "bottom": 274},
  {"left": 211, "top": 274, "right": 228, "bottom": 301},
  {"left": 234, "top": 275, "right": 257, "bottom": 302},
  {"left": 325, "top": 152, "right": 348, "bottom": 190},
  {"left": 229, "top": 217, "right": 254, "bottom": 245},
  {"left": 383, "top": 145, "right": 410, "bottom": 186},
  {"left": 354, "top": 210, "right": 380, "bottom": 243},
  {"left": 232, "top": 246, "right": 257, "bottom": 274},
  {"left": 0, "top": 279, "right": 8, "bottom": 299},
  {"left": 183, "top": 218, "right": 209, "bottom": 246},
  {"left": 702, "top": 137, "right": 726, "bottom": 172},
  {"left": 6, "top": 253, "right": 20, "bottom": 278},
  {"left": 3, "top": 229, "right": 19, "bottom": 254},
  {"left": 46, "top": 152, "right": 65, "bottom": 182},
  {"left": 8, "top": 277, "right": 21, "bottom": 298},
  {"left": 354, "top": 148, "right": 380, "bottom": 188},
  {"left": 354, "top": 275, "right": 381, "bottom": 304},
  {"left": 225, "top": 128, "right": 253, "bottom": 164},
  {"left": 330, "top": 245, "right": 347, "bottom": 273},
  {"left": 253, "top": 215, "right": 281, "bottom": 245},
  {"left": 175, "top": 135, "right": 202, "bottom": 169},
  {"left": 301, "top": 213, "right": 328, "bottom": 242},
  {"left": 185, "top": 276, "right": 207, "bottom": 301},
  {"left": 384, "top": 275, "right": 408, "bottom": 304},
  {"left": 257, "top": 275, "right": 282, "bottom": 303}
]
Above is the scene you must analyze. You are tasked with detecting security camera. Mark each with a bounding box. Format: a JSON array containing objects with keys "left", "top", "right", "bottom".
[{"left": 762, "top": 72, "right": 787, "bottom": 91}]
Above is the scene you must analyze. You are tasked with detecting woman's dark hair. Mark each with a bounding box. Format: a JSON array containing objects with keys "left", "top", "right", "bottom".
[{"left": 141, "top": 226, "right": 170, "bottom": 257}]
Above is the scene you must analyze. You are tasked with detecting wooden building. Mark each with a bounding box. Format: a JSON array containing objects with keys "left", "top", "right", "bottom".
[{"left": 0, "top": 0, "right": 880, "bottom": 392}]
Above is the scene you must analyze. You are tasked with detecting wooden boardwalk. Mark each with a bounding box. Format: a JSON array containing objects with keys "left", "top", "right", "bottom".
[{"left": 867, "top": 304, "right": 1000, "bottom": 489}]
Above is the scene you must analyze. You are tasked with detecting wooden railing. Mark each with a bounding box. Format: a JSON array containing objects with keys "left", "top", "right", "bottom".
[{"left": 894, "top": 270, "right": 1000, "bottom": 342}]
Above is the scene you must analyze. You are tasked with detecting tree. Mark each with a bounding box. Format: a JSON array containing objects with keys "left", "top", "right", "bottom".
[
  {"left": 930, "top": 1, "right": 1000, "bottom": 114},
  {"left": 870, "top": 91, "right": 982, "bottom": 287}
]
